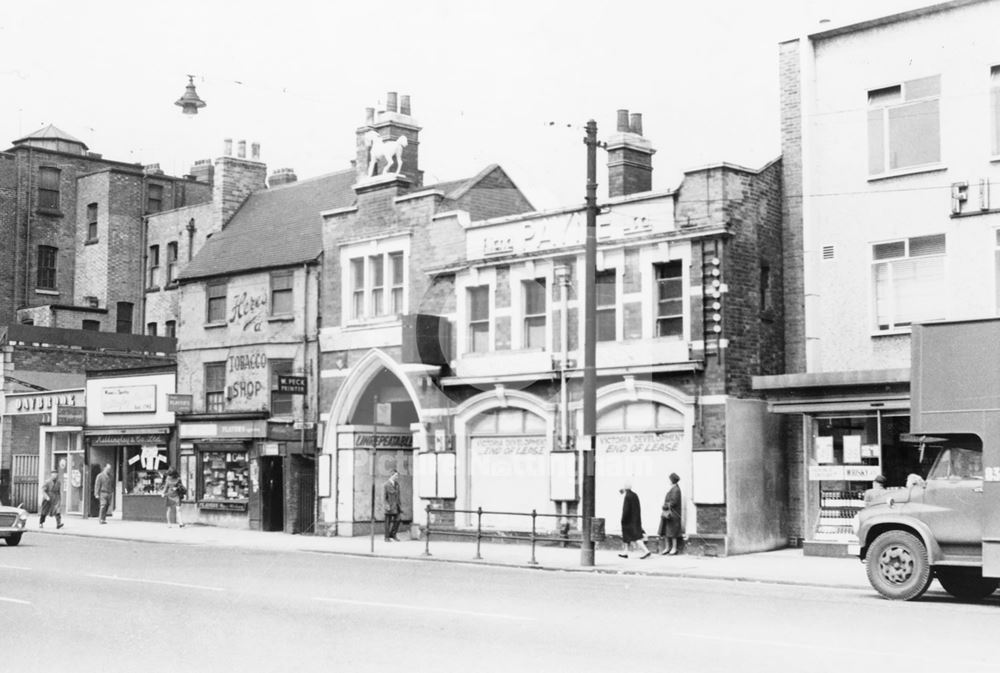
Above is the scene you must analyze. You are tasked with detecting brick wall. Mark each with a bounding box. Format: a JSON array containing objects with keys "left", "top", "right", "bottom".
[
  {"left": 213, "top": 156, "right": 267, "bottom": 229},
  {"left": 0, "top": 154, "right": 17, "bottom": 326},
  {"left": 452, "top": 167, "right": 534, "bottom": 222},
  {"left": 779, "top": 39, "right": 806, "bottom": 375}
]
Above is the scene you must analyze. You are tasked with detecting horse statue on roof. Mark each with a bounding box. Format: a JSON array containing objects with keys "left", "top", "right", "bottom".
[{"left": 364, "top": 129, "right": 408, "bottom": 177}]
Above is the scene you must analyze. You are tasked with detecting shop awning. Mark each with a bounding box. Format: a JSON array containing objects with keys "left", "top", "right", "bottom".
[{"left": 752, "top": 368, "right": 910, "bottom": 414}]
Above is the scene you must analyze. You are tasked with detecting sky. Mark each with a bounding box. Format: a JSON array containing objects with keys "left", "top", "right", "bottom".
[{"left": 0, "top": 0, "right": 940, "bottom": 209}]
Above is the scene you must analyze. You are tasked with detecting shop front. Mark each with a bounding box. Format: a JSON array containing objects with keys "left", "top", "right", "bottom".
[
  {"left": 177, "top": 418, "right": 264, "bottom": 530},
  {"left": 754, "top": 369, "right": 911, "bottom": 557},
  {"left": 2, "top": 389, "right": 85, "bottom": 513},
  {"left": 85, "top": 368, "right": 177, "bottom": 521}
]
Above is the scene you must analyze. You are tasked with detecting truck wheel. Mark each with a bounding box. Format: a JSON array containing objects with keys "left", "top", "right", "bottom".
[
  {"left": 936, "top": 568, "right": 999, "bottom": 601},
  {"left": 865, "top": 530, "right": 932, "bottom": 601},
  {"left": 4, "top": 533, "right": 22, "bottom": 546}
]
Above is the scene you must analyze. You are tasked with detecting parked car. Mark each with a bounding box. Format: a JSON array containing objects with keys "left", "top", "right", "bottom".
[{"left": 0, "top": 501, "right": 29, "bottom": 546}]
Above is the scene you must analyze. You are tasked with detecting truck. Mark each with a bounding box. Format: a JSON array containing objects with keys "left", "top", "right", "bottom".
[{"left": 856, "top": 318, "right": 1000, "bottom": 601}]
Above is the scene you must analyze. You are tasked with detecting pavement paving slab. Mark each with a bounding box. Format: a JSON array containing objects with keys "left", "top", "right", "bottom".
[{"left": 25, "top": 515, "right": 871, "bottom": 591}]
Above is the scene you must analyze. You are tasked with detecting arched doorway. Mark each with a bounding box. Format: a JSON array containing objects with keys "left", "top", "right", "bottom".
[{"left": 322, "top": 350, "right": 423, "bottom": 537}]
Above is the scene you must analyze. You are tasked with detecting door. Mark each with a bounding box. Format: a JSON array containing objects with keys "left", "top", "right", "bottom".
[
  {"left": 260, "top": 457, "right": 284, "bottom": 532},
  {"left": 294, "top": 456, "right": 315, "bottom": 534},
  {"left": 922, "top": 447, "right": 984, "bottom": 546},
  {"left": 11, "top": 454, "right": 39, "bottom": 512}
]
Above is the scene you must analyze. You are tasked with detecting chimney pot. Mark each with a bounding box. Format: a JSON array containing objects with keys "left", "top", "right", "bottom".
[
  {"left": 251, "top": 142, "right": 260, "bottom": 161},
  {"left": 387, "top": 92, "right": 398, "bottom": 113},
  {"left": 616, "top": 109, "right": 630, "bottom": 132},
  {"left": 237, "top": 140, "right": 246, "bottom": 159},
  {"left": 400, "top": 95, "right": 411, "bottom": 115},
  {"left": 224, "top": 138, "right": 233, "bottom": 156},
  {"left": 629, "top": 113, "right": 643, "bottom": 136},
  {"left": 365, "top": 107, "right": 375, "bottom": 124}
]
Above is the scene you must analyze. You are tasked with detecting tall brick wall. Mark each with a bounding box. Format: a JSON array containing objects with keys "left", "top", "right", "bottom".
[
  {"left": 452, "top": 168, "right": 534, "bottom": 222},
  {"left": 0, "top": 154, "right": 17, "bottom": 326},
  {"left": 779, "top": 39, "right": 806, "bottom": 375}
]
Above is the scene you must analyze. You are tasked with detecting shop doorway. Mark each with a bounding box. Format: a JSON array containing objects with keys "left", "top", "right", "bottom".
[
  {"left": 88, "top": 447, "right": 117, "bottom": 518},
  {"left": 260, "top": 457, "right": 284, "bottom": 532}
]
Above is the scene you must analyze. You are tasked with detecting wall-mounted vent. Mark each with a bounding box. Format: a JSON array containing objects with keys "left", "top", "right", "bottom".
[
  {"left": 84, "top": 296, "right": 99, "bottom": 308},
  {"left": 821, "top": 245, "right": 835, "bottom": 260}
]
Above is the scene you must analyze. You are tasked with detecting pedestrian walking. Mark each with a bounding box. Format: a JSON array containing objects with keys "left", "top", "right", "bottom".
[
  {"left": 161, "top": 469, "right": 186, "bottom": 528},
  {"left": 39, "top": 469, "right": 64, "bottom": 529},
  {"left": 658, "top": 472, "right": 682, "bottom": 555},
  {"left": 94, "top": 463, "right": 114, "bottom": 524},
  {"left": 618, "top": 480, "right": 650, "bottom": 559},
  {"left": 383, "top": 470, "right": 401, "bottom": 541}
]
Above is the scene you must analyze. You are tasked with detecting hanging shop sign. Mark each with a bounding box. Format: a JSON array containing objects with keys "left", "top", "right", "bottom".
[
  {"left": 276, "top": 375, "right": 306, "bottom": 395},
  {"left": 167, "top": 394, "right": 193, "bottom": 413},
  {"left": 128, "top": 446, "right": 168, "bottom": 471}
]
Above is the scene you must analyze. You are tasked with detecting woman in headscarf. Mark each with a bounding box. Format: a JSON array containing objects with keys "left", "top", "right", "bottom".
[
  {"left": 619, "top": 480, "right": 650, "bottom": 559},
  {"left": 659, "top": 473, "right": 682, "bottom": 555}
]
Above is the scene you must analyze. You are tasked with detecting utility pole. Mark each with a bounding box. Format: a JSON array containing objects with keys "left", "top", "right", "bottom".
[{"left": 580, "top": 120, "right": 599, "bottom": 567}]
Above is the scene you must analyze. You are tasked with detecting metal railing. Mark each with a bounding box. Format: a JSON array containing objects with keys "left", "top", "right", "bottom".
[{"left": 422, "top": 504, "right": 590, "bottom": 565}]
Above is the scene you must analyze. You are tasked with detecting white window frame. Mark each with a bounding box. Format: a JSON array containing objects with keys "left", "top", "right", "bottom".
[
  {"left": 595, "top": 268, "right": 618, "bottom": 342},
  {"left": 654, "top": 261, "right": 684, "bottom": 339},
  {"left": 467, "top": 285, "right": 491, "bottom": 354},
  {"left": 871, "top": 234, "right": 947, "bottom": 333},
  {"left": 340, "top": 237, "right": 409, "bottom": 325},
  {"left": 522, "top": 277, "right": 547, "bottom": 350},
  {"left": 867, "top": 75, "right": 941, "bottom": 176},
  {"left": 991, "top": 65, "right": 1000, "bottom": 158}
]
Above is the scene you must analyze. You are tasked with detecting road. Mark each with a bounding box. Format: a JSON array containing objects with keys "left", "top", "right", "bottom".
[{"left": 1, "top": 534, "right": 998, "bottom": 673}]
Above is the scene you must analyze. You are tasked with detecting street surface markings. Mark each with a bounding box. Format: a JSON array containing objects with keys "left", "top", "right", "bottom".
[
  {"left": 674, "top": 632, "right": 989, "bottom": 668},
  {"left": 87, "top": 574, "right": 224, "bottom": 592},
  {"left": 0, "top": 596, "right": 31, "bottom": 605},
  {"left": 0, "top": 564, "right": 32, "bottom": 571},
  {"left": 314, "top": 597, "right": 537, "bottom": 622}
]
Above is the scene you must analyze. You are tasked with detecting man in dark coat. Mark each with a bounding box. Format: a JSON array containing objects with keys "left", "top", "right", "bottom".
[
  {"left": 383, "top": 470, "right": 402, "bottom": 541},
  {"left": 619, "top": 481, "right": 650, "bottom": 559},
  {"left": 39, "top": 470, "right": 64, "bottom": 529}
]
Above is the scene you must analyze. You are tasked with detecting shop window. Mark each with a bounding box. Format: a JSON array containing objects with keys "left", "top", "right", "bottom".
[
  {"left": 148, "top": 244, "right": 160, "bottom": 287},
  {"left": 468, "top": 285, "right": 490, "bottom": 353},
  {"left": 207, "top": 280, "right": 227, "bottom": 324},
  {"left": 595, "top": 269, "right": 617, "bottom": 341},
  {"left": 390, "top": 251, "right": 404, "bottom": 314},
  {"left": 523, "top": 278, "right": 547, "bottom": 349},
  {"left": 124, "top": 446, "right": 167, "bottom": 494},
  {"left": 655, "top": 261, "right": 683, "bottom": 338},
  {"left": 270, "top": 359, "right": 294, "bottom": 416},
  {"left": 166, "top": 242, "right": 178, "bottom": 284},
  {"left": 872, "top": 234, "right": 946, "bottom": 331},
  {"left": 868, "top": 75, "right": 941, "bottom": 175},
  {"left": 205, "top": 362, "right": 226, "bottom": 412},
  {"left": 201, "top": 450, "right": 250, "bottom": 502},
  {"left": 165, "top": 320, "right": 176, "bottom": 338},
  {"left": 115, "top": 301, "right": 134, "bottom": 334},
  {"left": 146, "top": 183, "right": 164, "bottom": 213},
  {"left": 179, "top": 453, "right": 196, "bottom": 500},
  {"left": 36, "top": 245, "right": 57, "bottom": 290},
  {"left": 38, "top": 166, "right": 60, "bottom": 210},
  {"left": 271, "top": 270, "right": 293, "bottom": 316},
  {"left": 86, "top": 203, "right": 99, "bottom": 242}
]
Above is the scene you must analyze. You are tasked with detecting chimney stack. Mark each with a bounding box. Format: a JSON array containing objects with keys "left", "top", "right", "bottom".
[
  {"left": 188, "top": 158, "right": 214, "bottom": 185},
  {"left": 214, "top": 138, "right": 267, "bottom": 228},
  {"left": 237, "top": 140, "right": 246, "bottom": 159},
  {"left": 606, "top": 108, "right": 655, "bottom": 198},
  {"left": 355, "top": 92, "right": 422, "bottom": 188},
  {"left": 224, "top": 138, "right": 233, "bottom": 156},
  {"left": 268, "top": 167, "right": 298, "bottom": 188},
  {"left": 251, "top": 142, "right": 260, "bottom": 161}
]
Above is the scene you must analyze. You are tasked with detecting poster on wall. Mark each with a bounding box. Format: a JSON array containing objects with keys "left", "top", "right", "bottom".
[
  {"left": 692, "top": 451, "right": 725, "bottom": 504},
  {"left": 843, "top": 435, "right": 862, "bottom": 464},
  {"left": 225, "top": 348, "right": 269, "bottom": 412},
  {"left": 815, "top": 436, "right": 834, "bottom": 464}
]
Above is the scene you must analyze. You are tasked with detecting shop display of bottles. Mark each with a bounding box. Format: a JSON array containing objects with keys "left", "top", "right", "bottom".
[{"left": 814, "top": 489, "right": 866, "bottom": 540}]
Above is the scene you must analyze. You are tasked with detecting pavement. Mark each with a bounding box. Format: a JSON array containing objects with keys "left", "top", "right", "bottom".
[{"left": 25, "top": 514, "right": 871, "bottom": 591}]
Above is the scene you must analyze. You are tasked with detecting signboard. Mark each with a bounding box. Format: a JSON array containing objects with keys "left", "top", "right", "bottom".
[
  {"left": 354, "top": 433, "right": 413, "bottom": 449},
  {"left": 167, "top": 394, "right": 193, "bottom": 414},
  {"left": 262, "top": 442, "right": 281, "bottom": 456},
  {"left": 277, "top": 375, "right": 307, "bottom": 395},
  {"left": 844, "top": 465, "right": 882, "bottom": 482},
  {"left": 102, "top": 385, "right": 156, "bottom": 413},
  {"left": 179, "top": 420, "right": 267, "bottom": 439},
  {"left": 55, "top": 405, "right": 86, "bottom": 426},
  {"left": 198, "top": 501, "right": 249, "bottom": 512},
  {"left": 808, "top": 465, "right": 845, "bottom": 481},
  {"left": 6, "top": 390, "right": 84, "bottom": 415},
  {"left": 225, "top": 348, "right": 269, "bottom": 412},
  {"left": 597, "top": 432, "right": 682, "bottom": 453},
  {"left": 375, "top": 402, "right": 393, "bottom": 426}
]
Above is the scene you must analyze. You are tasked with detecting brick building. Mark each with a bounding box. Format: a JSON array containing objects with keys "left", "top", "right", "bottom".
[
  {"left": 0, "top": 125, "right": 212, "bottom": 332},
  {"left": 0, "top": 325, "right": 175, "bottom": 513},
  {"left": 316, "top": 93, "right": 535, "bottom": 536},
  {"left": 756, "top": 0, "right": 1000, "bottom": 556},
  {"left": 317, "top": 104, "right": 787, "bottom": 555}
]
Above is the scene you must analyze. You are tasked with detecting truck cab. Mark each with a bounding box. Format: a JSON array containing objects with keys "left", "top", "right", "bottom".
[{"left": 856, "top": 319, "right": 1000, "bottom": 601}]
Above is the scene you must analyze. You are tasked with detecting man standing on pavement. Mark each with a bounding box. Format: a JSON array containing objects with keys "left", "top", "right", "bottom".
[
  {"left": 383, "top": 469, "right": 401, "bottom": 541},
  {"left": 94, "top": 463, "right": 114, "bottom": 524},
  {"left": 39, "top": 469, "right": 64, "bottom": 529}
]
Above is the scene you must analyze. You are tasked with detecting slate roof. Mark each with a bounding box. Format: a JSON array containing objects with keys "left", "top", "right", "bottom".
[
  {"left": 11, "top": 124, "right": 88, "bottom": 150},
  {"left": 179, "top": 168, "right": 357, "bottom": 281}
]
